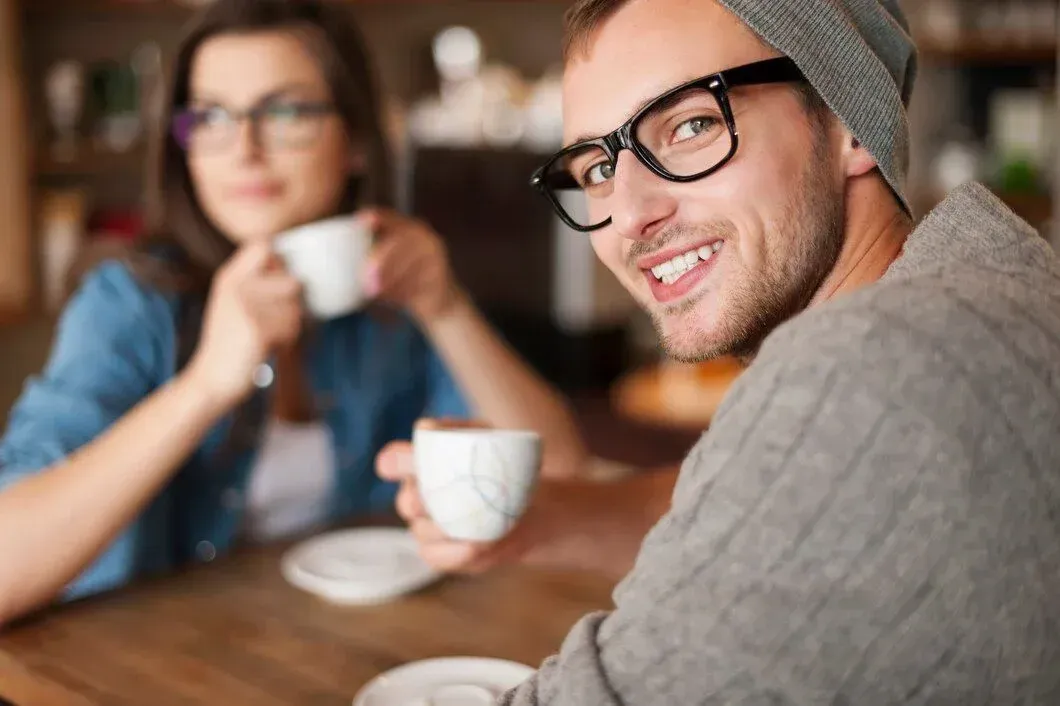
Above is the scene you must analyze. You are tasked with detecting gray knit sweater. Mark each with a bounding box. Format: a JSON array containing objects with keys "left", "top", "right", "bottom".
[{"left": 502, "top": 182, "right": 1060, "bottom": 705}]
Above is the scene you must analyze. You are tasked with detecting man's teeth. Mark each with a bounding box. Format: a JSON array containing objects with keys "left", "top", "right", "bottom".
[{"left": 651, "top": 241, "right": 723, "bottom": 285}]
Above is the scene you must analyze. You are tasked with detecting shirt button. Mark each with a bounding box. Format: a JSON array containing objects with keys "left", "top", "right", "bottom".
[
  {"left": 220, "top": 488, "right": 243, "bottom": 509},
  {"left": 196, "top": 540, "right": 217, "bottom": 562},
  {"left": 253, "top": 363, "right": 275, "bottom": 389}
]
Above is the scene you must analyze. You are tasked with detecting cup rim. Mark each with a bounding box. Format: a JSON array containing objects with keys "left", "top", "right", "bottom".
[
  {"left": 412, "top": 428, "right": 541, "bottom": 443},
  {"left": 274, "top": 214, "right": 367, "bottom": 247}
]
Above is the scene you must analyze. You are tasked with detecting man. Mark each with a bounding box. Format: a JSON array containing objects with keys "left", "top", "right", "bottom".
[{"left": 378, "top": 0, "right": 1060, "bottom": 701}]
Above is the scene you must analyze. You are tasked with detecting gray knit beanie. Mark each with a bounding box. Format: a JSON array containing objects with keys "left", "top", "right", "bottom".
[{"left": 717, "top": 0, "right": 917, "bottom": 213}]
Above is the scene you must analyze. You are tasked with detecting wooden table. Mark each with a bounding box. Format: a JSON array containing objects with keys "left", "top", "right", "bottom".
[{"left": 0, "top": 535, "right": 615, "bottom": 706}]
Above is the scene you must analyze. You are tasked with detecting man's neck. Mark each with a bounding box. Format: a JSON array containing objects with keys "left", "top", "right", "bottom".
[{"left": 812, "top": 178, "right": 913, "bottom": 306}]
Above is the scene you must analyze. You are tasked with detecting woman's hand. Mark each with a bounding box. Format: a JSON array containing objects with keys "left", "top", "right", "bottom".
[
  {"left": 184, "top": 242, "right": 304, "bottom": 410},
  {"left": 361, "top": 208, "right": 463, "bottom": 322}
]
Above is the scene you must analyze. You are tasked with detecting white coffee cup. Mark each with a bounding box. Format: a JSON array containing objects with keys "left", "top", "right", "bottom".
[
  {"left": 412, "top": 428, "right": 542, "bottom": 542},
  {"left": 273, "top": 214, "right": 372, "bottom": 319}
]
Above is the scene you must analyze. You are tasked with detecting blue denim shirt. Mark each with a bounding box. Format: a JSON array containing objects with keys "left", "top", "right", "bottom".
[{"left": 0, "top": 261, "right": 469, "bottom": 601}]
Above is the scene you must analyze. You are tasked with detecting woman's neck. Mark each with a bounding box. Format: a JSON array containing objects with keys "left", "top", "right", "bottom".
[{"left": 272, "top": 341, "right": 316, "bottom": 423}]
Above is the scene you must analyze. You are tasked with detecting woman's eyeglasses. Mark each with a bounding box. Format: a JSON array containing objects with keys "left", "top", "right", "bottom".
[
  {"left": 171, "top": 99, "right": 336, "bottom": 153},
  {"left": 529, "top": 56, "right": 807, "bottom": 233}
]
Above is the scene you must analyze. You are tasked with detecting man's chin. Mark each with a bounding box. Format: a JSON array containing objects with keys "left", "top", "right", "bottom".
[{"left": 654, "top": 316, "right": 724, "bottom": 363}]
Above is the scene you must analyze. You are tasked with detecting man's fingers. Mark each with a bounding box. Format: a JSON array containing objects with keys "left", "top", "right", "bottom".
[
  {"left": 417, "top": 539, "right": 488, "bottom": 574},
  {"left": 408, "top": 518, "right": 498, "bottom": 573},
  {"left": 376, "top": 441, "right": 414, "bottom": 482},
  {"left": 396, "top": 480, "right": 426, "bottom": 520},
  {"left": 409, "top": 516, "right": 452, "bottom": 545}
]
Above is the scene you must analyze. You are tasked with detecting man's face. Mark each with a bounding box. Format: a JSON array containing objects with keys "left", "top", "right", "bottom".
[{"left": 563, "top": 0, "right": 847, "bottom": 361}]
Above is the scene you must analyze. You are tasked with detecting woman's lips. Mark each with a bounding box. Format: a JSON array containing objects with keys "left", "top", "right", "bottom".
[{"left": 227, "top": 183, "right": 283, "bottom": 201}]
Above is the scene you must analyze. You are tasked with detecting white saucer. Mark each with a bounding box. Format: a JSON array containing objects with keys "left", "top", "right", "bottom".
[
  {"left": 353, "top": 657, "right": 535, "bottom": 706},
  {"left": 281, "top": 528, "right": 442, "bottom": 605}
]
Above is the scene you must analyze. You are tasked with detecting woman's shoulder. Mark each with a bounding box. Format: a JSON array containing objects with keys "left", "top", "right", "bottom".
[
  {"left": 77, "top": 258, "right": 171, "bottom": 304},
  {"left": 66, "top": 257, "right": 180, "bottom": 335}
]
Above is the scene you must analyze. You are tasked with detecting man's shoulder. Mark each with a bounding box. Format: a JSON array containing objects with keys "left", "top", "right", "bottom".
[
  {"left": 765, "top": 258, "right": 1060, "bottom": 372},
  {"left": 740, "top": 260, "right": 1060, "bottom": 445}
]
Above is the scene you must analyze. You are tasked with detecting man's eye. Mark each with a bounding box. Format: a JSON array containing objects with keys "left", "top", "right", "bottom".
[
  {"left": 672, "top": 116, "right": 718, "bottom": 143},
  {"left": 582, "top": 161, "right": 615, "bottom": 187}
]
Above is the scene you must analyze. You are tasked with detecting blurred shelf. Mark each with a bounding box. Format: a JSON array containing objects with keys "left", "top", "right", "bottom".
[
  {"left": 36, "top": 145, "right": 145, "bottom": 179},
  {"left": 22, "top": 0, "right": 195, "bottom": 19},
  {"left": 919, "top": 37, "right": 1058, "bottom": 65},
  {"left": 22, "top": 0, "right": 570, "bottom": 19}
]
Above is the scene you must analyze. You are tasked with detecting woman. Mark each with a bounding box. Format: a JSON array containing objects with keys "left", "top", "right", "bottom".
[{"left": 0, "top": 0, "right": 587, "bottom": 625}]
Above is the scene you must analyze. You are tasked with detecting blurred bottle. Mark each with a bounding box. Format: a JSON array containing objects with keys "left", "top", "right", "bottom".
[
  {"left": 922, "top": 0, "right": 964, "bottom": 46},
  {"left": 931, "top": 125, "right": 984, "bottom": 195},
  {"left": 39, "top": 190, "right": 86, "bottom": 313},
  {"left": 990, "top": 89, "right": 1051, "bottom": 194},
  {"left": 522, "top": 69, "right": 563, "bottom": 153},
  {"left": 1032, "top": 1, "right": 1058, "bottom": 42},
  {"left": 44, "top": 60, "right": 84, "bottom": 163},
  {"left": 974, "top": 2, "right": 1008, "bottom": 44}
]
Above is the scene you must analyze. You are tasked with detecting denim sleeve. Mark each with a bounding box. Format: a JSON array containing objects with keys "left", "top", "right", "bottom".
[
  {"left": 0, "top": 261, "right": 174, "bottom": 600},
  {"left": 422, "top": 344, "right": 472, "bottom": 419}
]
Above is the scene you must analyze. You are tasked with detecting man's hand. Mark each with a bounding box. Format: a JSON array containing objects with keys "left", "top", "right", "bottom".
[
  {"left": 375, "top": 419, "right": 523, "bottom": 572},
  {"left": 376, "top": 419, "right": 679, "bottom": 577}
]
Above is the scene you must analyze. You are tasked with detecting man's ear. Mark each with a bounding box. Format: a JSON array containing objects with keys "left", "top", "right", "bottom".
[{"left": 842, "top": 132, "right": 877, "bottom": 178}]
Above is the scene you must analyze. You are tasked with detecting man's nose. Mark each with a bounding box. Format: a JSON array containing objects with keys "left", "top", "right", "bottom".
[{"left": 609, "top": 151, "right": 678, "bottom": 242}]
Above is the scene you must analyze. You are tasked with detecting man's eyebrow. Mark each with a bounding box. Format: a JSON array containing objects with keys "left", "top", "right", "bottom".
[{"left": 562, "top": 80, "right": 697, "bottom": 149}]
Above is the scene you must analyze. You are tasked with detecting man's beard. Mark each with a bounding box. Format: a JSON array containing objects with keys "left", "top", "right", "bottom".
[{"left": 644, "top": 145, "right": 845, "bottom": 363}]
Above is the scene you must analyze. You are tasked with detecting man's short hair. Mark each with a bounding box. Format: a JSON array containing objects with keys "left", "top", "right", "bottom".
[
  {"left": 563, "top": 0, "right": 829, "bottom": 119},
  {"left": 562, "top": 0, "right": 625, "bottom": 65}
]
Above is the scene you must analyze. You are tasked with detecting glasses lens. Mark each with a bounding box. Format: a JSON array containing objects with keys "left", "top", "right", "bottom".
[
  {"left": 174, "top": 107, "right": 233, "bottom": 152},
  {"left": 259, "top": 103, "right": 324, "bottom": 148},
  {"left": 634, "top": 85, "right": 732, "bottom": 178},
  {"left": 541, "top": 143, "right": 614, "bottom": 230}
]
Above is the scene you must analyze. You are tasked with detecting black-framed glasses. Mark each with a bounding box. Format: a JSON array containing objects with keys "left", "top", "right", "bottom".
[
  {"left": 530, "top": 56, "right": 806, "bottom": 232},
  {"left": 171, "top": 99, "right": 336, "bottom": 153}
]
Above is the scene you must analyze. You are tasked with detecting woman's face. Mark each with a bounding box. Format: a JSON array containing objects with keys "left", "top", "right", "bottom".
[{"left": 184, "top": 30, "right": 357, "bottom": 244}]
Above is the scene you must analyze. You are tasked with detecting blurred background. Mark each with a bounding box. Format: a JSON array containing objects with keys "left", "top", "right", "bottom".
[{"left": 0, "top": 0, "right": 1056, "bottom": 464}]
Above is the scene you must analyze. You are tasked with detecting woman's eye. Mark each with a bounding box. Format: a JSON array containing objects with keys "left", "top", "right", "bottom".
[
  {"left": 194, "top": 107, "right": 230, "bottom": 127},
  {"left": 582, "top": 161, "right": 615, "bottom": 187},
  {"left": 265, "top": 104, "right": 303, "bottom": 122},
  {"left": 672, "top": 116, "right": 717, "bottom": 143}
]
